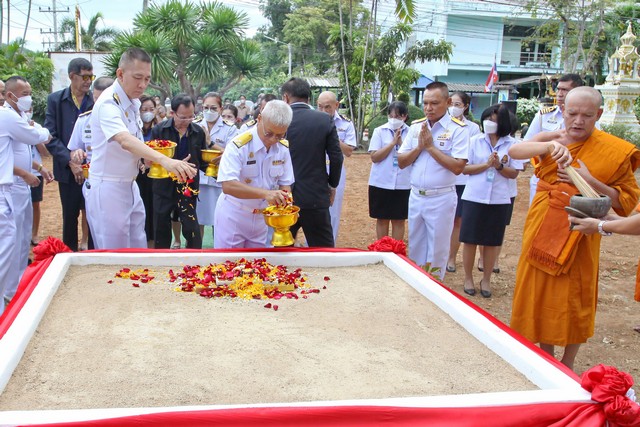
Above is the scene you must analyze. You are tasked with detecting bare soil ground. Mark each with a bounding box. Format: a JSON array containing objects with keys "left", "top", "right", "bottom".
[{"left": 36, "top": 154, "right": 640, "bottom": 378}]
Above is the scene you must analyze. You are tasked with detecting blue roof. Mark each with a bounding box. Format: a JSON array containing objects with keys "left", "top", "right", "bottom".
[{"left": 412, "top": 75, "right": 434, "bottom": 89}]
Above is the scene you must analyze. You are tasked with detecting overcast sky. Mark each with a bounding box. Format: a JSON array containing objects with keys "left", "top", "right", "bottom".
[{"left": 6, "top": 0, "right": 268, "bottom": 52}]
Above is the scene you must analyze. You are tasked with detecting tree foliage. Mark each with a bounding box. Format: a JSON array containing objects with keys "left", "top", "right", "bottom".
[
  {"left": 103, "top": 0, "right": 265, "bottom": 99},
  {"left": 0, "top": 41, "right": 54, "bottom": 121},
  {"left": 58, "top": 12, "right": 118, "bottom": 52}
]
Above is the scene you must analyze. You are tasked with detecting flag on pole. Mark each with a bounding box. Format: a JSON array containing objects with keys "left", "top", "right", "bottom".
[{"left": 484, "top": 60, "right": 498, "bottom": 93}]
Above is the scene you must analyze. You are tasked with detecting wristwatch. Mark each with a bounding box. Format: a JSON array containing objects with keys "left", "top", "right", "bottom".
[{"left": 598, "top": 220, "right": 612, "bottom": 236}]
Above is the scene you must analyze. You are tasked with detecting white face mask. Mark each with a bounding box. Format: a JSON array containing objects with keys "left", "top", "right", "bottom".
[
  {"left": 141, "top": 112, "right": 155, "bottom": 123},
  {"left": 388, "top": 118, "right": 404, "bottom": 130},
  {"left": 449, "top": 106, "right": 465, "bottom": 118},
  {"left": 13, "top": 94, "right": 32, "bottom": 112},
  {"left": 204, "top": 110, "right": 219, "bottom": 123},
  {"left": 483, "top": 120, "right": 498, "bottom": 134}
]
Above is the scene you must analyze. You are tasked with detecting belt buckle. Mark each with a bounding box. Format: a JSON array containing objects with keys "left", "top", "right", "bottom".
[{"left": 418, "top": 189, "right": 427, "bottom": 196}]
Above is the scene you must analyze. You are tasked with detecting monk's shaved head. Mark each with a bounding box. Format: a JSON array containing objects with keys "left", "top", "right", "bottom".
[{"left": 564, "top": 86, "right": 602, "bottom": 110}]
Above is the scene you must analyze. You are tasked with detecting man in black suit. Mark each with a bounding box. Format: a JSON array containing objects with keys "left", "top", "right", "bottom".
[
  {"left": 281, "top": 77, "right": 343, "bottom": 247},
  {"left": 151, "top": 93, "right": 207, "bottom": 249},
  {"left": 44, "top": 58, "right": 94, "bottom": 251}
]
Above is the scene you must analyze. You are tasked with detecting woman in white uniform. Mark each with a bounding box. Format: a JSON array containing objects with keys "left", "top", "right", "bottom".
[{"left": 195, "top": 92, "right": 239, "bottom": 244}]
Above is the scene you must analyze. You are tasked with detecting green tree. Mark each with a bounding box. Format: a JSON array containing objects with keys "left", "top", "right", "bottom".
[
  {"left": 58, "top": 12, "right": 119, "bottom": 52},
  {"left": 103, "top": 0, "right": 265, "bottom": 99},
  {"left": 0, "top": 41, "right": 54, "bottom": 121}
]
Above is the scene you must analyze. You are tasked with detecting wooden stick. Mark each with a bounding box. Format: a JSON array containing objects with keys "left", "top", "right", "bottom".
[{"left": 565, "top": 166, "right": 600, "bottom": 197}]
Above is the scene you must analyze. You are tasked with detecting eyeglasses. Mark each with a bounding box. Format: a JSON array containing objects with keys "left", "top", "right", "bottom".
[
  {"left": 261, "top": 122, "right": 286, "bottom": 140},
  {"left": 202, "top": 106, "right": 219, "bottom": 112},
  {"left": 77, "top": 74, "right": 96, "bottom": 82}
]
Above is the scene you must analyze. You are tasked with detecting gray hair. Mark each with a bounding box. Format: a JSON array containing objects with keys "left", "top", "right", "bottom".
[
  {"left": 93, "top": 76, "right": 114, "bottom": 91},
  {"left": 260, "top": 100, "right": 292, "bottom": 127}
]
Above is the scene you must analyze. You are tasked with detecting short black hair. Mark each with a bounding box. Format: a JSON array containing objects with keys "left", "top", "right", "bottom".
[
  {"left": 171, "top": 93, "right": 194, "bottom": 112},
  {"left": 387, "top": 101, "right": 408, "bottom": 118},
  {"left": 93, "top": 76, "right": 114, "bottom": 91},
  {"left": 140, "top": 95, "right": 156, "bottom": 108},
  {"left": 425, "top": 81, "right": 449, "bottom": 99},
  {"left": 203, "top": 92, "right": 223, "bottom": 107},
  {"left": 5, "top": 75, "right": 27, "bottom": 92},
  {"left": 481, "top": 103, "right": 512, "bottom": 138},
  {"left": 262, "top": 93, "right": 277, "bottom": 103},
  {"left": 558, "top": 74, "right": 584, "bottom": 88},
  {"left": 118, "top": 47, "right": 152, "bottom": 68},
  {"left": 281, "top": 77, "right": 311, "bottom": 101},
  {"left": 223, "top": 103, "right": 238, "bottom": 118},
  {"left": 68, "top": 58, "right": 92, "bottom": 75}
]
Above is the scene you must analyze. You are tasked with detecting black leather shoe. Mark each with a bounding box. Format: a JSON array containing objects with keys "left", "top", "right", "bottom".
[
  {"left": 480, "top": 289, "right": 492, "bottom": 298},
  {"left": 463, "top": 287, "right": 476, "bottom": 296}
]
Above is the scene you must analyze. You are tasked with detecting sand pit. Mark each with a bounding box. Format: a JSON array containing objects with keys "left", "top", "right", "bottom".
[{"left": 0, "top": 260, "right": 537, "bottom": 411}]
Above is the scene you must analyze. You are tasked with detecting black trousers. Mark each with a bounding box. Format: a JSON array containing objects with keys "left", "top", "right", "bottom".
[
  {"left": 290, "top": 208, "right": 334, "bottom": 248},
  {"left": 58, "top": 180, "right": 93, "bottom": 252},
  {"left": 153, "top": 192, "right": 202, "bottom": 249},
  {"left": 136, "top": 172, "right": 154, "bottom": 242}
]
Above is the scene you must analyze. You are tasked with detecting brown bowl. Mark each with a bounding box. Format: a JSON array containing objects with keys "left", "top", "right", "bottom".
[{"left": 569, "top": 195, "right": 611, "bottom": 218}]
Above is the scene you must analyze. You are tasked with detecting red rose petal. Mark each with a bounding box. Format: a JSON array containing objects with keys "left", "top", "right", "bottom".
[
  {"left": 132, "top": 283, "right": 140, "bottom": 288},
  {"left": 324, "top": 276, "right": 330, "bottom": 281},
  {"left": 264, "top": 303, "right": 272, "bottom": 309},
  {"left": 273, "top": 305, "right": 279, "bottom": 311}
]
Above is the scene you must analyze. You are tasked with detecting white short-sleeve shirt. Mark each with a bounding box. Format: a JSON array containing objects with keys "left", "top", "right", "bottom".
[
  {"left": 197, "top": 117, "right": 239, "bottom": 186},
  {"left": 0, "top": 106, "right": 46, "bottom": 185},
  {"left": 367, "top": 122, "right": 411, "bottom": 190},
  {"left": 89, "top": 80, "right": 143, "bottom": 180},
  {"left": 461, "top": 133, "right": 524, "bottom": 205},
  {"left": 333, "top": 112, "right": 357, "bottom": 148},
  {"left": 455, "top": 117, "right": 481, "bottom": 186},
  {"left": 398, "top": 113, "right": 469, "bottom": 189},
  {"left": 217, "top": 126, "right": 294, "bottom": 210},
  {"left": 67, "top": 111, "right": 94, "bottom": 162}
]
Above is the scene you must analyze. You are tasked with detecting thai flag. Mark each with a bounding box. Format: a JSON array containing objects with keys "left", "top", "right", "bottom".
[{"left": 484, "top": 61, "right": 499, "bottom": 93}]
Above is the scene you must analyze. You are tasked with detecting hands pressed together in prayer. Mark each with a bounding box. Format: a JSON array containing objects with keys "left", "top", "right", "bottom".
[{"left": 418, "top": 122, "right": 434, "bottom": 152}]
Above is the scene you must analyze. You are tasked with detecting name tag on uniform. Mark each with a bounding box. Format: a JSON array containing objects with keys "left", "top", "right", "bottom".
[
  {"left": 548, "top": 118, "right": 557, "bottom": 124},
  {"left": 437, "top": 133, "right": 451, "bottom": 140},
  {"left": 247, "top": 160, "right": 256, "bottom": 165},
  {"left": 215, "top": 138, "right": 223, "bottom": 144},
  {"left": 272, "top": 160, "right": 284, "bottom": 165}
]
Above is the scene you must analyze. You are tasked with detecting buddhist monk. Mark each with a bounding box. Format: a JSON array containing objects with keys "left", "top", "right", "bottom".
[{"left": 508, "top": 86, "right": 640, "bottom": 370}]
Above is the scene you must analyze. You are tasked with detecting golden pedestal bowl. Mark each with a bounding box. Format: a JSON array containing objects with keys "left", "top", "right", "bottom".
[
  {"left": 263, "top": 205, "right": 300, "bottom": 247},
  {"left": 201, "top": 149, "right": 223, "bottom": 178},
  {"left": 147, "top": 141, "right": 177, "bottom": 179}
]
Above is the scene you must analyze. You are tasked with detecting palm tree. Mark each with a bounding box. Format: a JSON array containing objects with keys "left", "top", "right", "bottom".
[
  {"left": 103, "top": 0, "right": 265, "bottom": 99},
  {"left": 58, "top": 12, "right": 119, "bottom": 52}
]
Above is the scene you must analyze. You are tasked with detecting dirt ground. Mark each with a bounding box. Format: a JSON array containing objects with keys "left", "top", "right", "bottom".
[{"left": 35, "top": 153, "right": 640, "bottom": 379}]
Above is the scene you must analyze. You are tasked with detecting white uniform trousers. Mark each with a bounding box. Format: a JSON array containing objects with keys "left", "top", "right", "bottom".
[
  {"left": 0, "top": 185, "right": 17, "bottom": 315},
  {"left": 5, "top": 184, "right": 32, "bottom": 301},
  {"left": 529, "top": 175, "right": 539, "bottom": 206},
  {"left": 196, "top": 174, "right": 222, "bottom": 226},
  {"left": 87, "top": 178, "right": 147, "bottom": 249},
  {"left": 328, "top": 164, "right": 347, "bottom": 245},
  {"left": 214, "top": 195, "right": 267, "bottom": 249},
  {"left": 407, "top": 189, "right": 457, "bottom": 280}
]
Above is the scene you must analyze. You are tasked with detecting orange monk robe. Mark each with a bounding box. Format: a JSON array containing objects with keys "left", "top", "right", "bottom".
[
  {"left": 511, "top": 130, "right": 640, "bottom": 346},
  {"left": 636, "top": 204, "right": 640, "bottom": 302}
]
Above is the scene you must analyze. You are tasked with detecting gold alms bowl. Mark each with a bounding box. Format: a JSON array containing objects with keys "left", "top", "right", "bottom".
[
  {"left": 263, "top": 205, "right": 300, "bottom": 247},
  {"left": 147, "top": 141, "right": 177, "bottom": 179},
  {"left": 201, "top": 149, "right": 223, "bottom": 178}
]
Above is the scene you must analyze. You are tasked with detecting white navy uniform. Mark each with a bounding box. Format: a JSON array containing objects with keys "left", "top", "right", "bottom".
[
  {"left": 398, "top": 114, "right": 469, "bottom": 280},
  {"left": 367, "top": 122, "right": 411, "bottom": 190},
  {"left": 68, "top": 110, "right": 94, "bottom": 199},
  {"left": 454, "top": 118, "right": 481, "bottom": 186},
  {"left": 196, "top": 117, "right": 239, "bottom": 227},
  {"left": 327, "top": 112, "right": 357, "bottom": 244},
  {"left": 86, "top": 80, "right": 146, "bottom": 249},
  {"left": 214, "top": 126, "right": 294, "bottom": 248},
  {"left": 238, "top": 118, "right": 257, "bottom": 134},
  {"left": 0, "top": 105, "right": 47, "bottom": 313}
]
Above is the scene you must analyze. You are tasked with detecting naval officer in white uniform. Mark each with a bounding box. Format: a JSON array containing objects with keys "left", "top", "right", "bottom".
[
  {"left": 86, "top": 48, "right": 196, "bottom": 249},
  {"left": 398, "top": 81, "right": 469, "bottom": 280},
  {"left": 317, "top": 91, "right": 357, "bottom": 245},
  {"left": 214, "top": 100, "right": 294, "bottom": 249}
]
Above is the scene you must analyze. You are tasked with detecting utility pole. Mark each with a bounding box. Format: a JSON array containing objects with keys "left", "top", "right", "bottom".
[
  {"left": 39, "top": 0, "right": 69, "bottom": 50},
  {"left": 143, "top": 0, "right": 148, "bottom": 11},
  {"left": 6, "top": 0, "right": 9, "bottom": 43}
]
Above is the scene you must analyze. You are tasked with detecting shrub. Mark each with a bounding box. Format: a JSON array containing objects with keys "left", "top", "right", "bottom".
[
  {"left": 601, "top": 123, "right": 640, "bottom": 148},
  {"left": 516, "top": 98, "right": 540, "bottom": 127}
]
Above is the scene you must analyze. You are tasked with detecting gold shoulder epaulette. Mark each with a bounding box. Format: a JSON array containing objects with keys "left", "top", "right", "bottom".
[
  {"left": 233, "top": 131, "right": 253, "bottom": 148},
  {"left": 113, "top": 93, "right": 120, "bottom": 105},
  {"left": 539, "top": 105, "right": 558, "bottom": 114},
  {"left": 279, "top": 139, "right": 289, "bottom": 148},
  {"left": 245, "top": 119, "right": 256, "bottom": 127},
  {"left": 411, "top": 117, "right": 427, "bottom": 124},
  {"left": 78, "top": 110, "right": 93, "bottom": 117},
  {"left": 338, "top": 113, "right": 351, "bottom": 122},
  {"left": 224, "top": 119, "right": 236, "bottom": 127},
  {"left": 451, "top": 116, "right": 467, "bottom": 127}
]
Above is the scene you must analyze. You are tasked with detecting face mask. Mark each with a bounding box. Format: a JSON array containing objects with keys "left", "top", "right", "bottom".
[
  {"left": 25, "top": 112, "right": 33, "bottom": 120},
  {"left": 12, "top": 94, "right": 32, "bottom": 112},
  {"left": 388, "top": 118, "right": 404, "bottom": 130},
  {"left": 141, "top": 112, "right": 155, "bottom": 123},
  {"left": 449, "top": 106, "right": 465, "bottom": 118},
  {"left": 483, "top": 120, "right": 498, "bottom": 134},
  {"left": 204, "top": 110, "right": 219, "bottom": 123}
]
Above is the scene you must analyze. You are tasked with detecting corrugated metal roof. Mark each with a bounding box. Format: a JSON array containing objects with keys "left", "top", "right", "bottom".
[
  {"left": 443, "top": 82, "right": 516, "bottom": 93},
  {"left": 304, "top": 77, "right": 341, "bottom": 88}
]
